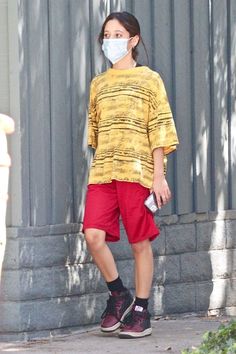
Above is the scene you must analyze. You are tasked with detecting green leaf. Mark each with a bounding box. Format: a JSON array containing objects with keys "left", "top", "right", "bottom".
[{"left": 181, "top": 320, "right": 236, "bottom": 354}]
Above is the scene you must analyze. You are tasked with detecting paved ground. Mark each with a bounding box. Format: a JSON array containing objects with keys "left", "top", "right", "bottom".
[{"left": 0, "top": 314, "right": 233, "bottom": 354}]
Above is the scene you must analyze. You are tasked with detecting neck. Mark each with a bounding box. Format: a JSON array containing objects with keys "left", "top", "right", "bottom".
[{"left": 112, "top": 54, "right": 136, "bottom": 70}]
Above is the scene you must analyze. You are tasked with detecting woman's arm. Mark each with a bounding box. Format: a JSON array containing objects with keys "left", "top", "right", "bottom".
[{"left": 152, "top": 147, "right": 171, "bottom": 209}]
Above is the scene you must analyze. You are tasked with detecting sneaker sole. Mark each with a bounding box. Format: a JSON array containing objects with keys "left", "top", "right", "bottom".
[
  {"left": 101, "top": 299, "right": 134, "bottom": 333},
  {"left": 119, "top": 327, "right": 152, "bottom": 339}
]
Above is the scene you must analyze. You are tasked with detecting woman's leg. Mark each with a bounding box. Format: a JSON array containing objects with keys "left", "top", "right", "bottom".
[
  {"left": 85, "top": 227, "right": 134, "bottom": 332},
  {"left": 131, "top": 239, "right": 154, "bottom": 298},
  {"left": 84, "top": 228, "right": 118, "bottom": 282},
  {"left": 118, "top": 239, "right": 153, "bottom": 338}
]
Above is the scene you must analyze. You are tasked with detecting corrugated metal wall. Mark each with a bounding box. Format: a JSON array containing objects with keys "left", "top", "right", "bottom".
[
  {"left": 14, "top": 0, "right": 236, "bottom": 227},
  {"left": 0, "top": 0, "right": 9, "bottom": 112}
]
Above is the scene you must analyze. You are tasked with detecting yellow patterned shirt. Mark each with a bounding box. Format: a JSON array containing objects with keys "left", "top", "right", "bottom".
[{"left": 88, "top": 66, "right": 179, "bottom": 189}]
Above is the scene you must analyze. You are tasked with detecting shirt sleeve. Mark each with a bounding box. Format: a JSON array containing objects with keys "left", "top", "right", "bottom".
[
  {"left": 148, "top": 74, "right": 179, "bottom": 155},
  {"left": 88, "top": 80, "right": 98, "bottom": 149}
]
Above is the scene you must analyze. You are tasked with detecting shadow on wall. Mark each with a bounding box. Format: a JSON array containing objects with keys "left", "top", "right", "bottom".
[{"left": 207, "top": 2, "right": 235, "bottom": 316}]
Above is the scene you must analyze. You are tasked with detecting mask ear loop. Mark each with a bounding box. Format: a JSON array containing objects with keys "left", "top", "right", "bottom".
[{"left": 129, "top": 37, "right": 137, "bottom": 66}]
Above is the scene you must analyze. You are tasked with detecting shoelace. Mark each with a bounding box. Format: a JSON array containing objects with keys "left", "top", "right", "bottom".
[{"left": 120, "top": 310, "right": 144, "bottom": 325}]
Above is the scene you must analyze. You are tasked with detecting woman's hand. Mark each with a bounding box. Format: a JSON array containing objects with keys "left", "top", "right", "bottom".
[
  {"left": 151, "top": 147, "right": 172, "bottom": 208},
  {"left": 151, "top": 174, "right": 171, "bottom": 209}
]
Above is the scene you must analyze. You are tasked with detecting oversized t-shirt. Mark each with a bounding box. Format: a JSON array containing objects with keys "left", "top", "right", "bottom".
[{"left": 87, "top": 65, "right": 179, "bottom": 189}]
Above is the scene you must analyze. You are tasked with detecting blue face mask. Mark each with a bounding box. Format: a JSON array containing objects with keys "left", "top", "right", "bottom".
[{"left": 102, "top": 38, "right": 133, "bottom": 64}]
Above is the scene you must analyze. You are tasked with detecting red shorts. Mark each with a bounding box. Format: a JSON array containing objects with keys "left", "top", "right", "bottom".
[{"left": 83, "top": 180, "right": 159, "bottom": 244}]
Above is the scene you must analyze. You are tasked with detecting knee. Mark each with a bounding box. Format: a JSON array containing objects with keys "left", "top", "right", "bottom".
[
  {"left": 84, "top": 228, "right": 106, "bottom": 252},
  {"left": 131, "top": 239, "right": 151, "bottom": 254}
]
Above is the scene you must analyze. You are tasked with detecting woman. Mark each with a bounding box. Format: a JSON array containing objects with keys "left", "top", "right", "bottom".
[{"left": 83, "top": 11, "right": 179, "bottom": 339}]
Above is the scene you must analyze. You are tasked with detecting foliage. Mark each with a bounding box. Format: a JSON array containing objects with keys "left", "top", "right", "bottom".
[{"left": 182, "top": 320, "right": 236, "bottom": 354}]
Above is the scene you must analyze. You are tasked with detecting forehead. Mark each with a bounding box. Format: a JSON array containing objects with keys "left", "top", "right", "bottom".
[{"left": 104, "top": 19, "right": 129, "bottom": 33}]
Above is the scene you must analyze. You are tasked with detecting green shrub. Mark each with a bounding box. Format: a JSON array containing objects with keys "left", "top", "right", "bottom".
[{"left": 182, "top": 320, "right": 236, "bottom": 354}]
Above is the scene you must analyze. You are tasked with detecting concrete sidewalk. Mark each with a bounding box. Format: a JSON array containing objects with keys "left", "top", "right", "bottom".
[{"left": 0, "top": 314, "right": 233, "bottom": 354}]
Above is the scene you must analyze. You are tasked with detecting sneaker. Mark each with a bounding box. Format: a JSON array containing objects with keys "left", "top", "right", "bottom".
[
  {"left": 119, "top": 305, "right": 152, "bottom": 338},
  {"left": 100, "top": 290, "right": 134, "bottom": 332}
]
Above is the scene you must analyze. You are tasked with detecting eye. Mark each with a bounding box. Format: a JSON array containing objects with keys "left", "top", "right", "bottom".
[
  {"left": 116, "top": 33, "right": 123, "bottom": 38},
  {"left": 104, "top": 33, "right": 110, "bottom": 39}
]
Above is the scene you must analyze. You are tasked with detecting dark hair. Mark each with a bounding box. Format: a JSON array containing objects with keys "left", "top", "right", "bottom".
[{"left": 98, "top": 11, "right": 148, "bottom": 63}]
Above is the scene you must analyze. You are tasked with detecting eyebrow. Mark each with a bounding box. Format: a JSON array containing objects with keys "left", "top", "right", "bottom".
[{"left": 104, "top": 29, "right": 124, "bottom": 33}]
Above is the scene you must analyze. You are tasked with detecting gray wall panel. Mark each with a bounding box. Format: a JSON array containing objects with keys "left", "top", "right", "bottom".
[
  {"left": 229, "top": 0, "right": 236, "bottom": 209},
  {"left": 132, "top": 0, "right": 153, "bottom": 66},
  {"left": 17, "top": 0, "right": 31, "bottom": 226},
  {"left": 110, "top": 0, "right": 127, "bottom": 12},
  {"left": 27, "top": 0, "right": 52, "bottom": 226},
  {"left": 192, "top": 0, "right": 211, "bottom": 212},
  {"left": 48, "top": 0, "right": 74, "bottom": 224},
  {"left": 172, "top": 0, "right": 193, "bottom": 214},
  {"left": 70, "top": 0, "right": 92, "bottom": 223},
  {"left": 0, "top": 0, "right": 9, "bottom": 112},
  {"left": 89, "top": 0, "right": 108, "bottom": 76},
  {"left": 7, "top": 0, "right": 23, "bottom": 227},
  {"left": 124, "top": 0, "right": 134, "bottom": 14},
  {"left": 153, "top": 0, "right": 175, "bottom": 215},
  {"left": 212, "top": 0, "right": 229, "bottom": 211}
]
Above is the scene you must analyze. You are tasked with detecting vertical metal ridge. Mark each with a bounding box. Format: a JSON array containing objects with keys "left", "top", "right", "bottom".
[
  {"left": 68, "top": 0, "right": 76, "bottom": 223},
  {"left": 88, "top": 0, "right": 94, "bottom": 79},
  {"left": 170, "top": 0, "right": 177, "bottom": 214},
  {"left": 23, "top": 0, "right": 31, "bottom": 226},
  {"left": 208, "top": 0, "right": 215, "bottom": 211},
  {"left": 130, "top": 0, "right": 134, "bottom": 14},
  {"left": 47, "top": 0, "right": 53, "bottom": 224},
  {"left": 150, "top": 0, "right": 155, "bottom": 68},
  {"left": 227, "top": 0, "right": 232, "bottom": 209},
  {"left": 190, "top": 0, "right": 196, "bottom": 213}
]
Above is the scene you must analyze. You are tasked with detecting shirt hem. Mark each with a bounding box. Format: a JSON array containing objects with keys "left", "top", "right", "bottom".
[{"left": 88, "top": 177, "right": 152, "bottom": 190}]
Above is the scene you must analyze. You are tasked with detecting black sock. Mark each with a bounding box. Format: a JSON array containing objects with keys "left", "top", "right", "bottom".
[
  {"left": 134, "top": 297, "right": 149, "bottom": 310},
  {"left": 106, "top": 276, "right": 126, "bottom": 293}
]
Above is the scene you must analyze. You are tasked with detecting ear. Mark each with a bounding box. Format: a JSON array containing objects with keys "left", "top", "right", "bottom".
[{"left": 131, "top": 35, "right": 140, "bottom": 48}]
